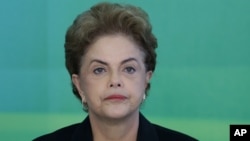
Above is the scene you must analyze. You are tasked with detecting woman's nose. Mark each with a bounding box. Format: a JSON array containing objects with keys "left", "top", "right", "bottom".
[
  {"left": 109, "top": 83, "right": 121, "bottom": 88},
  {"left": 109, "top": 72, "right": 123, "bottom": 88}
]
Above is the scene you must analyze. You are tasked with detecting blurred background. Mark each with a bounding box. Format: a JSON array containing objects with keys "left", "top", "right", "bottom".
[{"left": 0, "top": 0, "right": 249, "bottom": 140}]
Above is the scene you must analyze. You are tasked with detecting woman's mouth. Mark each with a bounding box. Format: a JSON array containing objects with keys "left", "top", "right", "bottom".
[{"left": 104, "top": 94, "right": 127, "bottom": 101}]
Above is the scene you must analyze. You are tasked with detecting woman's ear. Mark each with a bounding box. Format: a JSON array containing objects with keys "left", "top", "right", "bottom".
[
  {"left": 72, "top": 74, "right": 84, "bottom": 97},
  {"left": 145, "top": 71, "right": 153, "bottom": 88}
]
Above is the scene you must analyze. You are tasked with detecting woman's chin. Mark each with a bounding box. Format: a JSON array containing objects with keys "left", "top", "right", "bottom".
[
  {"left": 89, "top": 103, "right": 139, "bottom": 120},
  {"left": 101, "top": 104, "right": 139, "bottom": 121},
  {"left": 104, "top": 107, "right": 131, "bottom": 119}
]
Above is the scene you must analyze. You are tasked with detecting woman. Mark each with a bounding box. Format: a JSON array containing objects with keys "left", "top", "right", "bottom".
[{"left": 34, "top": 2, "right": 197, "bottom": 141}]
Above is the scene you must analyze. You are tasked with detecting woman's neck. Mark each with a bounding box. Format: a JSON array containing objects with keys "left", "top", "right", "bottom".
[{"left": 89, "top": 112, "right": 139, "bottom": 141}]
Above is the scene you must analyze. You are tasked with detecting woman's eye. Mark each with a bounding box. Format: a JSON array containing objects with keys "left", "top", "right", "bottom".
[
  {"left": 93, "top": 68, "right": 105, "bottom": 74},
  {"left": 124, "top": 67, "right": 136, "bottom": 74}
]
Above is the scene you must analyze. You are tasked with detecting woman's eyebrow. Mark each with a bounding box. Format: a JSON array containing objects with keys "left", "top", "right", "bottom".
[
  {"left": 89, "top": 59, "right": 108, "bottom": 66},
  {"left": 89, "top": 57, "right": 138, "bottom": 66},
  {"left": 121, "top": 57, "right": 138, "bottom": 65}
]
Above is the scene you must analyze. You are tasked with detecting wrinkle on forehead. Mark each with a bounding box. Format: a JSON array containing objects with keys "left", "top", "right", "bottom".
[{"left": 80, "top": 34, "right": 146, "bottom": 68}]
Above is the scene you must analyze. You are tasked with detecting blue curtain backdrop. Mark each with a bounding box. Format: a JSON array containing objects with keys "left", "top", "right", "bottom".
[{"left": 0, "top": 0, "right": 250, "bottom": 140}]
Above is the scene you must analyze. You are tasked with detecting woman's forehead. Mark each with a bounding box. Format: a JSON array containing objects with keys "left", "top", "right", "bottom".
[{"left": 85, "top": 35, "right": 145, "bottom": 60}]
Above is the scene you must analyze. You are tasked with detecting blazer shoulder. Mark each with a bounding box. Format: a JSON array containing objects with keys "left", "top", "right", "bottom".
[
  {"left": 33, "top": 123, "right": 80, "bottom": 141},
  {"left": 153, "top": 124, "right": 198, "bottom": 141}
]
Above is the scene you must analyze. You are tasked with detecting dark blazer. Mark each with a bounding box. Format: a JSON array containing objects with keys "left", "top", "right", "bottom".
[{"left": 33, "top": 113, "right": 197, "bottom": 141}]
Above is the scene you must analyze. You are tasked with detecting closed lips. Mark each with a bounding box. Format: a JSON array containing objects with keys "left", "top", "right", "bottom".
[{"left": 104, "top": 94, "right": 127, "bottom": 100}]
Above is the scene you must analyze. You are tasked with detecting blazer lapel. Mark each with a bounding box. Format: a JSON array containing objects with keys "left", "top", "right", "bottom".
[
  {"left": 137, "top": 113, "right": 159, "bottom": 141},
  {"left": 71, "top": 113, "right": 159, "bottom": 141},
  {"left": 71, "top": 116, "right": 93, "bottom": 141}
]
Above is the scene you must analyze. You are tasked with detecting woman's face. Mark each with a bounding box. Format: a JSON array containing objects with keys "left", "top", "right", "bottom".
[{"left": 72, "top": 34, "right": 152, "bottom": 119}]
